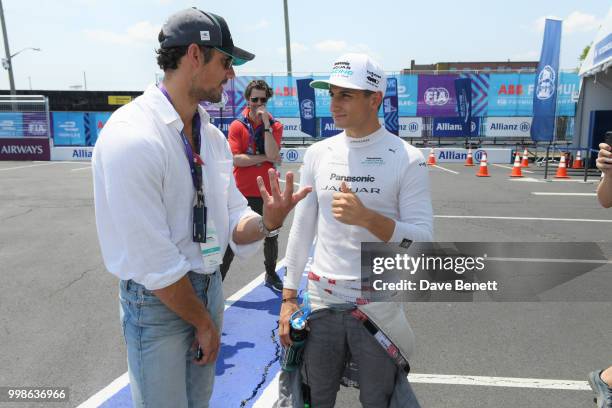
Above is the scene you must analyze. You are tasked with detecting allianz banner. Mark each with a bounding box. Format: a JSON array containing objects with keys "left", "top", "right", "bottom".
[
  {"left": 432, "top": 117, "right": 481, "bottom": 137},
  {"left": 320, "top": 117, "right": 342, "bottom": 137},
  {"left": 398, "top": 118, "right": 423, "bottom": 137},
  {"left": 484, "top": 117, "right": 532, "bottom": 137}
]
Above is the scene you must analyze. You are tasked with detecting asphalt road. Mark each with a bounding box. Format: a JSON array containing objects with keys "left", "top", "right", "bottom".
[{"left": 0, "top": 159, "right": 610, "bottom": 408}]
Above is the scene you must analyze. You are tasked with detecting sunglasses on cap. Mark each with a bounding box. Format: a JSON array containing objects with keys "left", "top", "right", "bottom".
[{"left": 249, "top": 97, "right": 268, "bottom": 103}]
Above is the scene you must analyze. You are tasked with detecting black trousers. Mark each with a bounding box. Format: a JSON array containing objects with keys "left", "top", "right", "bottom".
[{"left": 220, "top": 196, "right": 279, "bottom": 281}]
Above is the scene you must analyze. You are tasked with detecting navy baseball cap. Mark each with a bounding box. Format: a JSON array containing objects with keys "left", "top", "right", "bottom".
[{"left": 158, "top": 8, "right": 255, "bottom": 66}]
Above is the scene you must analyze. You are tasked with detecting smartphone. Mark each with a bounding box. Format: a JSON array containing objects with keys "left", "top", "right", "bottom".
[{"left": 605, "top": 131, "right": 612, "bottom": 147}]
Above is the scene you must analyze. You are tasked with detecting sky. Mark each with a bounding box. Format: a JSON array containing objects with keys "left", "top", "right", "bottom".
[{"left": 1, "top": 0, "right": 610, "bottom": 91}]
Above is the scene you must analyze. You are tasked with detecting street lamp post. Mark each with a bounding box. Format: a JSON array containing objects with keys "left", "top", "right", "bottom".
[{"left": 0, "top": 0, "right": 41, "bottom": 95}]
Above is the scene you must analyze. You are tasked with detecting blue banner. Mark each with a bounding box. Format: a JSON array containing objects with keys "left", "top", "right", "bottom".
[
  {"left": 0, "top": 112, "right": 23, "bottom": 138},
  {"left": 383, "top": 77, "right": 399, "bottom": 135},
  {"left": 319, "top": 117, "right": 342, "bottom": 137},
  {"left": 531, "top": 19, "right": 562, "bottom": 142},
  {"left": 397, "top": 74, "right": 418, "bottom": 116},
  {"left": 90, "top": 112, "right": 112, "bottom": 146},
  {"left": 432, "top": 117, "right": 481, "bottom": 137},
  {"left": 296, "top": 78, "right": 316, "bottom": 137},
  {"left": 210, "top": 117, "right": 234, "bottom": 137},
  {"left": 594, "top": 33, "right": 612, "bottom": 66},
  {"left": 52, "top": 112, "right": 86, "bottom": 145},
  {"left": 454, "top": 78, "right": 472, "bottom": 128}
]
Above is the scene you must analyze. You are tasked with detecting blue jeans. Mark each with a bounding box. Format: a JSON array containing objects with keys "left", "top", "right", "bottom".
[{"left": 119, "top": 270, "right": 223, "bottom": 408}]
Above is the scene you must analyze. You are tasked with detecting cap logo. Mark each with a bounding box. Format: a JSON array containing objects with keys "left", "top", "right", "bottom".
[
  {"left": 200, "top": 31, "right": 210, "bottom": 41},
  {"left": 331, "top": 61, "right": 353, "bottom": 78},
  {"left": 366, "top": 70, "right": 381, "bottom": 87}
]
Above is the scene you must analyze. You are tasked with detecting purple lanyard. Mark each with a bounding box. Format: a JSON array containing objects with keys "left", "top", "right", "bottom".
[{"left": 158, "top": 84, "right": 203, "bottom": 193}]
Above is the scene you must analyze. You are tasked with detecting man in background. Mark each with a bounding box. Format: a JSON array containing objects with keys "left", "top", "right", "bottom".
[{"left": 221, "top": 79, "right": 284, "bottom": 291}]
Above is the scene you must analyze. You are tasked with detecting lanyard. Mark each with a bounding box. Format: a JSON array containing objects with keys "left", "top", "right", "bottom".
[{"left": 158, "top": 84, "right": 203, "bottom": 196}]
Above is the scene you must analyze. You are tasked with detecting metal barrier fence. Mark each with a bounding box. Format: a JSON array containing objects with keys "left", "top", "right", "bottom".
[{"left": 0, "top": 95, "right": 50, "bottom": 138}]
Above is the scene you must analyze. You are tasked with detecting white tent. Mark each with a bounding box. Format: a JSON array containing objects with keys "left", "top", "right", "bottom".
[{"left": 573, "top": 12, "right": 612, "bottom": 154}]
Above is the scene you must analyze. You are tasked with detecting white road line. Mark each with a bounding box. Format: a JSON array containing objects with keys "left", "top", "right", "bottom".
[
  {"left": 492, "top": 163, "right": 534, "bottom": 174},
  {"left": 0, "top": 162, "right": 59, "bottom": 171},
  {"left": 70, "top": 166, "right": 92, "bottom": 172},
  {"left": 252, "top": 372, "right": 281, "bottom": 408},
  {"left": 77, "top": 260, "right": 286, "bottom": 408},
  {"left": 531, "top": 192, "right": 596, "bottom": 196},
  {"left": 252, "top": 371, "right": 590, "bottom": 404},
  {"left": 75, "top": 372, "right": 130, "bottom": 408},
  {"left": 430, "top": 165, "right": 459, "bottom": 175},
  {"left": 435, "top": 215, "right": 612, "bottom": 223},
  {"left": 407, "top": 374, "right": 590, "bottom": 391}
]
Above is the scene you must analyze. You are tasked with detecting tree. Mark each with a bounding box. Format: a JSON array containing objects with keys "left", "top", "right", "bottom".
[{"left": 577, "top": 44, "right": 591, "bottom": 71}]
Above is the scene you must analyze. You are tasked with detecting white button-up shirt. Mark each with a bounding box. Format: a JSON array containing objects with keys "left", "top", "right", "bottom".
[{"left": 92, "top": 84, "right": 261, "bottom": 290}]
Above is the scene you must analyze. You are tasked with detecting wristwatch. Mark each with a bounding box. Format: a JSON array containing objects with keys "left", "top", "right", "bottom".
[
  {"left": 264, "top": 128, "right": 271, "bottom": 133},
  {"left": 258, "top": 216, "right": 281, "bottom": 238}
]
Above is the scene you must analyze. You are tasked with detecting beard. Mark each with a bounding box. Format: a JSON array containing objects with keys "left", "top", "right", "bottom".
[{"left": 189, "top": 74, "right": 226, "bottom": 103}]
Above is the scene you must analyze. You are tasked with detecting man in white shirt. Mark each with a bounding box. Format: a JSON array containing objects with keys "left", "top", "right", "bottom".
[
  {"left": 278, "top": 54, "right": 433, "bottom": 407},
  {"left": 92, "top": 8, "right": 310, "bottom": 408},
  {"left": 587, "top": 139, "right": 612, "bottom": 408}
]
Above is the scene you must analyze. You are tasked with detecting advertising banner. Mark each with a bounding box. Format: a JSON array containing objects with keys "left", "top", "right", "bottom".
[
  {"left": 531, "top": 18, "right": 562, "bottom": 142},
  {"left": 89, "top": 112, "right": 112, "bottom": 145},
  {"left": 50, "top": 146, "right": 93, "bottom": 161},
  {"left": 432, "top": 117, "right": 481, "bottom": 137},
  {"left": 484, "top": 117, "right": 532, "bottom": 137},
  {"left": 383, "top": 77, "right": 399, "bottom": 135},
  {"left": 417, "top": 74, "right": 458, "bottom": 117},
  {"left": 320, "top": 117, "right": 342, "bottom": 137},
  {"left": 398, "top": 117, "right": 424, "bottom": 138},
  {"left": 23, "top": 112, "right": 49, "bottom": 138},
  {"left": 279, "top": 147, "right": 306, "bottom": 163},
  {"left": 296, "top": 78, "right": 316, "bottom": 136},
  {"left": 276, "top": 118, "right": 312, "bottom": 139},
  {"left": 0, "top": 112, "right": 23, "bottom": 138},
  {"left": 454, "top": 78, "right": 472, "bottom": 127},
  {"left": 52, "top": 112, "right": 86, "bottom": 146},
  {"left": 419, "top": 147, "right": 511, "bottom": 163},
  {"left": 0, "top": 138, "right": 50, "bottom": 160},
  {"left": 209, "top": 117, "right": 234, "bottom": 136},
  {"left": 397, "top": 74, "right": 418, "bottom": 116}
]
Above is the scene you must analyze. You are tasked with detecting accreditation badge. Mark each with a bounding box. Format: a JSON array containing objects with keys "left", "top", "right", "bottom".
[{"left": 200, "top": 219, "right": 222, "bottom": 268}]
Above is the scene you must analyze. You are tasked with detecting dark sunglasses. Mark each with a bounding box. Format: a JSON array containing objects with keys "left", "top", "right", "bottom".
[{"left": 249, "top": 97, "right": 268, "bottom": 103}]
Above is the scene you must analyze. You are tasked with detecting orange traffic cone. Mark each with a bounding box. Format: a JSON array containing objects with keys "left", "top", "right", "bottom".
[
  {"left": 510, "top": 152, "right": 523, "bottom": 177},
  {"left": 427, "top": 148, "right": 436, "bottom": 165},
  {"left": 554, "top": 155, "right": 570, "bottom": 179},
  {"left": 476, "top": 153, "right": 490, "bottom": 177},
  {"left": 464, "top": 147, "right": 475, "bottom": 166},
  {"left": 521, "top": 148, "right": 529, "bottom": 167},
  {"left": 571, "top": 150, "right": 583, "bottom": 169}
]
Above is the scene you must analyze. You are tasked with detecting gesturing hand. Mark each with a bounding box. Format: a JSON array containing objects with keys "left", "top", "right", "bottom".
[
  {"left": 596, "top": 143, "right": 612, "bottom": 175},
  {"left": 331, "top": 182, "right": 371, "bottom": 226},
  {"left": 258, "top": 169, "right": 312, "bottom": 230}
]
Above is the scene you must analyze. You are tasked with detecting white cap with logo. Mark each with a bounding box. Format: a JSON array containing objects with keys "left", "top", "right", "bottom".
[{"left": 310, "top": 53, "right": 387, "bottom": 95}]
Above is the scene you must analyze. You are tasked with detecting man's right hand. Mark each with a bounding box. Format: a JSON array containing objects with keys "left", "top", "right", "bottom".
[
  {"left": 279, "top": 294, "right": 299, "bottom": 348},
  {"left": 597, "top": 143, "right": 612, "bottom": 175},
  {"left": 193, "top": 318, "right": 220, "bottom": 366}
]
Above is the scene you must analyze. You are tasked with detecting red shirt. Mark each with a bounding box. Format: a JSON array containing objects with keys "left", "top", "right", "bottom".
[{"left": 228, "top": 108, "right": 283, "bottom": 197}]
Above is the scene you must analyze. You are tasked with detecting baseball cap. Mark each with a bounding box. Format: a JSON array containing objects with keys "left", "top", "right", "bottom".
[
  {"left": 158, "top": 8, "right": 254, "bottom": 66},
  {"left": 310, "top": 53, "right": 387, "bottom": 94}
]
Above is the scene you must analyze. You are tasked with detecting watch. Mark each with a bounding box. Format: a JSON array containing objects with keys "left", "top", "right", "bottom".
[
  {"left": 258, "top": 216, "right": 281, "bottom": 238},
  {"left": 264, "top": 128, "right": 271, "bottom": 133}
]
